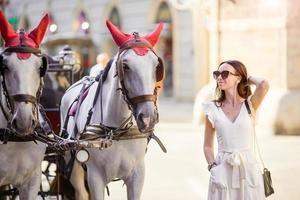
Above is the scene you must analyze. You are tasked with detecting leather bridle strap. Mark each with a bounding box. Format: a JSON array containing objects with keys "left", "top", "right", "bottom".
[
  {"left": 129, "top": 95, "right": 156, "bottom": 105},
  {"left": 10, "top": 94, "right": 37, "bottom": 104},
  {"left": 116, "top": 40, "right": 160, "bottom": 108},
  {"left": 2, "top": 46, "right": 41, "bottom": 54},
  {"left": 119, "top": 41, "right": 153, "bottom": 52}
]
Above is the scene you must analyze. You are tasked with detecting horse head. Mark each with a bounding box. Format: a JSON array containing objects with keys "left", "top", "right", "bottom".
[
  {"left": 107, "top": 20, "right": 164, "bottom": 133},
  {"left": 0, "top": 11, "right": 49, "bottom": 135}
]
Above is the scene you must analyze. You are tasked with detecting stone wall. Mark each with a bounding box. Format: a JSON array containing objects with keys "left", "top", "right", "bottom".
[
  {"left": 195, "top": 0, "right": 300, "bottom": 135},
  {"left": 286, "top": 0, "right": 300, "bottom": 90},
  {"left": 273, "top": 0, "right": 300, "bottom": 135},
  {"left": 219, "top": 0, "right": 286, "bottom": 88}
]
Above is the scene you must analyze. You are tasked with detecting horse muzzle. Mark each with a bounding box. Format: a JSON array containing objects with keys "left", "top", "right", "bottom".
[
  {"left": 11, "top": 117, "right": 36, "bottom": 135},
  {"left": 10, "top": 104, "right": 38, "bottom": 135},
  {"left": 136, "top": 112, "right": 158, "bottom": 133}
]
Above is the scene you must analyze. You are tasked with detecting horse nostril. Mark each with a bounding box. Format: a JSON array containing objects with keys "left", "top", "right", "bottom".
[
  {"left": 138, "top": 113, "right": 144, "bottom": 123},
  {"left": 32, "top": 120, "right": 36, "bottom": 127}
]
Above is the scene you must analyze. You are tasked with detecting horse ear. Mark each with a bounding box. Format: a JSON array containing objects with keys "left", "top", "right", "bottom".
[
  {"left": 0, "top": 11, "right": 18, "bottom": 44},
  {"left": 28, "top": 14, "right": 50, "bottom": 47},
  {"left": 144, "top": 22, "right": 164, "bottom": 47},
  {"left": 106, "top": 20, "right": 131, "bottom": 47}
]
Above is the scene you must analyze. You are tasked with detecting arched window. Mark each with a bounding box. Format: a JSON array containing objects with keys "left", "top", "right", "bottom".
[
  {"left": 156, "top": 2, "right": 172, "bottom": 23},
  {"left": 104, "top": 7, "right": 121, "bottom": 56},
  {"left": 109, "top": 7, "right": 121, "bottom": 28},
  {"left": 49, "top": 13, "right": 58, "bottom": 34},
  {"left": 156, "top": 2, "right": 173, "bottom": 97},
  {"left": 77, "top": 10, "right": 90, "bottom": 34}
]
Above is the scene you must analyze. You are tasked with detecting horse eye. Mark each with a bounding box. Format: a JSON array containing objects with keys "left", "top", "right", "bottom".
[
  {"left": 1, "top": 64, "right": 9, "bottom": 71},
  {"left": 123, "top": 64, "right": 130, "bottom": 71}
]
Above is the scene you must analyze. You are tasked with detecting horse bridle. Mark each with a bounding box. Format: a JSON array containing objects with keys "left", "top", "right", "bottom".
[
  {"left": 115, "top": 36, "right": 164, "bottom": 111},
  {"left": 80, "top": 36, "right": 164, "bottom": 141},
  {"left": 0, "top": 31, "right": 48, "bottom": 122}
]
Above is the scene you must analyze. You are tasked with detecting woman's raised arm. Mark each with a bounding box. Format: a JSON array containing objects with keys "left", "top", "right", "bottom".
[{"left": 248, "top": 76, "right": 269, "bottom": 111}]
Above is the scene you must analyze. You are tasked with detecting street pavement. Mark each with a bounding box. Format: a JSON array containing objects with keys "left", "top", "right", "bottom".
[{"left": 103, "top": 98, "right": 300, "bottom": 200}]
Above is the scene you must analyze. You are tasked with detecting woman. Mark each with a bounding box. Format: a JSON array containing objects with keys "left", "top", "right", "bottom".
[{"left": 203, "top": 60, "right": 269, "bottom": 199}]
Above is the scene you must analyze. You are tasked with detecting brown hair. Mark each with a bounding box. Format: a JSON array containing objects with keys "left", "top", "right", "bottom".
[{"left": 214, "top": 60, "right": 252, "bottom": 105}]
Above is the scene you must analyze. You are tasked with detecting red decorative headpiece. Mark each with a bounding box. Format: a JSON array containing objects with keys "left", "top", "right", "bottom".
[
  {"left": 106, "top": 20, "right": 163, "bottom": 56},
  {"left": 0, "top": 11, "right": 49, "bottom": 59}
]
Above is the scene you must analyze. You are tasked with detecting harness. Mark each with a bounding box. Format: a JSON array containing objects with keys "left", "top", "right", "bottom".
[
  {"left": 61, "top": 38, "right": 167, "bottom": 153},
  {"left": 0, "top": 31, "right": 107, "bottom": 152}
]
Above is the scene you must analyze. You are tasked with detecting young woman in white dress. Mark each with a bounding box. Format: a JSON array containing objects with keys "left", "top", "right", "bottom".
[{"left": 203, "top": 60, "right": 269, "bottom": 200}]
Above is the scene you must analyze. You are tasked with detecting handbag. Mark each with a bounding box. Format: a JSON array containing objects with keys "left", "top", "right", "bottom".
[
  {"left": 263, "top": 168, "right": 274, "bottom": 197},
  {"left": 245, "top": 100, "right": 274, "bottom": 197}
]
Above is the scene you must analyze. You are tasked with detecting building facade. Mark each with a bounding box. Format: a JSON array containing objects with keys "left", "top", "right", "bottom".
[
  {"left": 2, "top": 0, "right": 200, "bottom": 100},
  {"left": 2, "top": 0, "right": 300, "bottom": 134},
  {"left": 195, "top": 0, "right": 300, "bottom": 134}
]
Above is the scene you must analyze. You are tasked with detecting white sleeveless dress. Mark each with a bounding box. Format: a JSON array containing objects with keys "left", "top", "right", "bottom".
[{"left": 202, "top": 99, "right": 265, "bottom": 200}]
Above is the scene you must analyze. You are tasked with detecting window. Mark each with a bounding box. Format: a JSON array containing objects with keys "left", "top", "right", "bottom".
[
  {"left": 156, "top": 2, "right": 172, "bottom": 23},
  {"left": 77, "top": 10, "right": 90, "bottom": 34},
  {"left": 109, "top": 7, "right": 121, "bottom": 28}
]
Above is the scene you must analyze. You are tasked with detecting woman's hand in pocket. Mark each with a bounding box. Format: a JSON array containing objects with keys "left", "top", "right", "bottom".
[{"left": 210, "top": 164, "right": 227, "bottom": 189}]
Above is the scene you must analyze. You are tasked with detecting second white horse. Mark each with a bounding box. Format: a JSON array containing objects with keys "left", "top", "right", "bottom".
[{"left": 60, "top": 21, "right": 164, "bottom": 200}]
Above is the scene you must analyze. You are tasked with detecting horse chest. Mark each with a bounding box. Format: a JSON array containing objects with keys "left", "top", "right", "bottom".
[
  {"left": 0, "top": 143, "right": 46, "bottom": 185},
  {"left": 87, "top": 139, "right": 147, "bottom": 179}
]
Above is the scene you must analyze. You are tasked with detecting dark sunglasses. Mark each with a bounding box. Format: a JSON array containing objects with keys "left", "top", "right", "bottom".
[{"left": 213, "top": 70, "right": 239, "bottom": 80}]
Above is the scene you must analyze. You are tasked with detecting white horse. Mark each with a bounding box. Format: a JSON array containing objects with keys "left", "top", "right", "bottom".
[
  {"left": 0, "top": 12, "right": 49, "bottom": 200},
  {"left": 60, "top": 21, "right": 164, "bottom": 200}
]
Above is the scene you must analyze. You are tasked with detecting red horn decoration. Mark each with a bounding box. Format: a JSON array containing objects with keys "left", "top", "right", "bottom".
[
  {"left": 144, "top": 22, "right": 164, "bottom": 47},
  {"left": 106, "top": 20, "right": 131, "bottom": 47},
  {"left": 28, "top": 14, "right": 50, "bottom": 47},
  {"left": 0, "top": 11, "right": 18, "bottom": 44}
]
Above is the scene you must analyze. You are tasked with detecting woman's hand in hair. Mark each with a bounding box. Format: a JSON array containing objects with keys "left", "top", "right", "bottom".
[{"left": 247, "top": 76, "right": 269, "bottom": 111}]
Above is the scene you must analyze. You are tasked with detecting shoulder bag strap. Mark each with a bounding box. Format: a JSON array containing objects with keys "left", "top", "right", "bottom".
[{"left": 245, "top": 99, "right": 266, "bottom": 169}]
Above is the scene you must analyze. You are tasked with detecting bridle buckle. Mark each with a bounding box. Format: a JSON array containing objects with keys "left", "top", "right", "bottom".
[{"left": 19, "top": 28, "right": 26, "bottom": 47}]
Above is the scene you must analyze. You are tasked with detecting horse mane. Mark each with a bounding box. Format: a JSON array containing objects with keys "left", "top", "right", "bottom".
[{"left": 95, "top": 58, "right": 114, "bottom": 83}]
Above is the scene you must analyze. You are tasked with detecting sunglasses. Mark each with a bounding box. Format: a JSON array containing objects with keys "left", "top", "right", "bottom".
[{"left": 213, "top": 70, "right": 239, "bottom": 80}]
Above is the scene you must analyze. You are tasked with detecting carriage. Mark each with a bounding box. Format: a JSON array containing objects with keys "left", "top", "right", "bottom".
[
  {"left": 39, "top": 46, "right": 78, "bottom": 199},
  {"left": 0, "top": 44, "right": 109, "bottom": 199},
  {"left": 0, "top": 11, "right": 166, "bottom": 200}
]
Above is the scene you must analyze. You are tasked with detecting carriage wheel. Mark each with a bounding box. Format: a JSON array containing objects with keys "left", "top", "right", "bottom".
[
  {"left": 41, "top": 151, "right": 75, "bottom": 200},
  {"left": 0, "top": 185, "right": 18, "bottom": 200},
  {"left": 41, "top": 153, "right": 62, "bottom": 199}
]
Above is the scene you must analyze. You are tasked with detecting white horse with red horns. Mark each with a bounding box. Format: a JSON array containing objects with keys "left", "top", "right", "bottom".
[
  {"left": 60, "top": 20, "right": 166, "bottom": 200},
  {"left": 0, "top": 11, "right": 49, "bottom": 199}
]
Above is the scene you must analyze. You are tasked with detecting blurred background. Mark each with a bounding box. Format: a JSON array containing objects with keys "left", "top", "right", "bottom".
[{"left": 1, "top": 0, "right": 300, "bottom": 199}]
